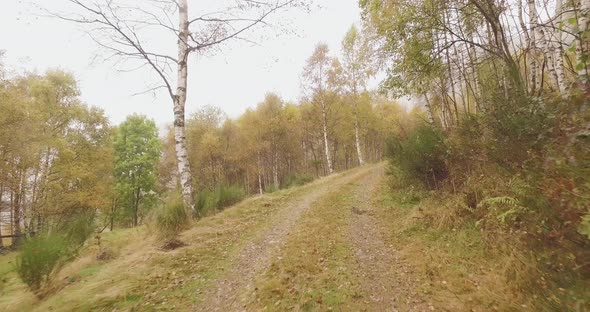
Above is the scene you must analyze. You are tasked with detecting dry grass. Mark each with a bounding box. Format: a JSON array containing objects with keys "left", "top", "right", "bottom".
[{"left": 0, "top": 169, "right": 361, "bottom": 311}]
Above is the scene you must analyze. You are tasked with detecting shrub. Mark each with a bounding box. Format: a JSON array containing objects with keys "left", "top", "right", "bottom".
[
  {"left": 15, "top": 234, "right": 70, "bottom": 292},
  {"left": 386, "top": 122, "right": 448, "bottom": 188},
  {"left": 153, "top": 194, "right": 189, "bottom": 240},
  {"left": 15, "top": 210, "right": 95, "bottom": 293}
]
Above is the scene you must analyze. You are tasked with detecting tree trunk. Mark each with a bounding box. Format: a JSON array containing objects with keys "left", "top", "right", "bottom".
[
  {"left": 423, "top": 91, "right": 435, "bottom": 123},
  {"left": 518, "top": 0, "right": 531, "bottom": 92},
  {"left": 353, "top": 102, "right": 364, "bottom": 166},
  {"left": 273, "top": 151, "right": 279, "bottom": 190},
  {"left": 133, "top": 187, "right": 141, "bottom": 227},
  {"left": 576, "top": 0, "right": 590, "bottom": 82},
  {"left": 110, "top": 198, "right": 116, "bottom": 232},
  {"left": 12, "top": 172, "right": 23, "bottom": 246},
  {"left": 528, "top": 0, "right": 539, "bottom": 93},
  {"left": 321, "top": 99, "right": 333, "bottom": 174},
  {"left": 257, "top": 153, "right": 263, "bottom": 195},
  {"left": 175, "top": 0, "right": 195, "bottom": 214},
  {"left": 0, "top": 183, "right": 3, "bottom": 248},
  {"left": 553, "top": 0, "right": 569, "bottom": 93},
  {"left": 541, "top": 27, "right": 560, "bottom": 91}
]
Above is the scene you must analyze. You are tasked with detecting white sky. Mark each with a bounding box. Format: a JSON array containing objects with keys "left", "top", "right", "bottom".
[{"left": 0, "top": 0, "right": 366, "bottom": 127}]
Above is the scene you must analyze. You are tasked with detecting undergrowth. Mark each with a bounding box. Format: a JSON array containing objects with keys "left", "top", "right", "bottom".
[
  {"left": 195, "top": 184, "right": 246, "bottom": 216},
  {"left": 385, "top": 92, "right": 590, "bottom": 310}
]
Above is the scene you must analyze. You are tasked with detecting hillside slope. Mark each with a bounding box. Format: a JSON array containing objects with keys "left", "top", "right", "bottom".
[{"left": 1, "top": 163, "right": 572, "bottom": 311}]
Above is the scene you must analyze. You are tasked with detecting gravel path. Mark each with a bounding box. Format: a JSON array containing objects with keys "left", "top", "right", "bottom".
[
  {"left": 194, "top": 167, "right": 373, "bottom": 311},
  {"left": 348, "top": 166, "right": 431, "bottom": 311}
]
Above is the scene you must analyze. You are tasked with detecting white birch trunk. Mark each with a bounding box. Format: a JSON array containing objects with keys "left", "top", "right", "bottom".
[
  {"left": 257, "top": 152, "right": 263, "bottom": 195},
  {"left": 576, "top": 0, "right": 590, "bottom": 82},
  {"left": 353, "top": 106, "right": 364, "bottom": 166},
  {"left": 174, "top": 0, "right": 195, "bottom": 213},
  {"left": 273, "top": 151, "right": 279, "bottom": 189},
  {"left": 536, "top": 20, "right": 559, "bottom": 90},
  {"left": 528, "top": 0, "right": 540, "bottom": 93},
  {"left": 553, "top": 0, "right": 569, "bottom": 93},
  {"left": 321, "top": 99, "right": 333, "bottom": 174},
  {"left": 423, "top": 92, "right": 435, "bottom": 123}
]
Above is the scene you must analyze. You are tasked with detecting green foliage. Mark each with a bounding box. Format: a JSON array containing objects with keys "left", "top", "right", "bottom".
[
  {"left": 15, "top": 211, "right": 95, "bottom": 292},
  {"left": 484, "top": 97, "right": 555, "bottom": 166},
  {"left": 386, "top": 122, "right": 448, "bottom": 188},
  {"left": 113, "top": 114, "right": 161, "bottom": 227},
  {"left": 196, "top": 185, "right": 246, "bottom": 215},
  {"left": 477, "top": 196, "right": 528, "bottom": 225},
  {"left": 15, "top": 234, "right": 69, "bottom": 292},
  {"left": 60, "top": 211, "right": 96, "bottom": 247},
  {"left": 152, "top": 194, "right": 189, "bottom": 240}
]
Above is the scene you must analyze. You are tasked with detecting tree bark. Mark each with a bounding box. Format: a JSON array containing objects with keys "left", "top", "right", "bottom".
[
  {"left": 321, "top": 98, "right": 333, "bottom": 174},
  {"left": 353, "top": 107, "right": 364, "bottom": 166},
  {"left": 351, "top": 92, "right": 364, "bottom": 166},
  {"left": 273, "top": 151, "right": 279, "bottom": 189},
  {"left": 175, "top": 0, "right": 195, "bottom": 214},
  {"left": 553, "top": 0, "right": 569, "bottom": 93},
  {"left": 423, "top": 92, "right": 435, "bottom": 123},
  {"left": 576, "top": 0, "right": 590, "bottom": 82},
  {"left": 528, "top": 0, "right": 540, "bottom": 93},
  {"left": 0, "top": 182, "right": 3, "bottom": 248},
  {"left": 257, "top": 152, "right": 263, "bottom": 195}
]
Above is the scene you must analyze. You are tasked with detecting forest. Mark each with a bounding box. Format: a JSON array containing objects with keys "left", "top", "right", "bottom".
[{"left": 0, "top": 0, "right": 589, "bottom": 310}]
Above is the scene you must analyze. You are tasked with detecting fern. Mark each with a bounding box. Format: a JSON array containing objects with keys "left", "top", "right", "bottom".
[
  {"left": 478, "top": 196, "right": 528, "bottom": 224},
  {"left": 478, "top": 196, "right": 519, "bottom": 208}
]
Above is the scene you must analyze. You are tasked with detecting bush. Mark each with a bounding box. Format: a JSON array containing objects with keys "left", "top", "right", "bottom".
[
  {"left": 484, "top": 96, "right": 555, "bottom": 166},
  {"left": 386, "top": 122, "right": 448, "bottom": 188},
  {"left": 153, "top": 194, "right": 189, "bottom": 240},
  {"left": 196, "top": 185, "right": 245, "bottom": 215},
  {"left": 15, "top": 210, "right": 95, "bottom": 293},
  {"left": 16, "top": 234, "right": 71, "bottom": 292}
]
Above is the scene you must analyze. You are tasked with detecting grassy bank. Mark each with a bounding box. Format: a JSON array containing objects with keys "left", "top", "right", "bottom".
[{"left": 374, "top": 172, "right": 589, "bottom": 311}]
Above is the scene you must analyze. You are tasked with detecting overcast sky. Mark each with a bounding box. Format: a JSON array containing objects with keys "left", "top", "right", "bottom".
[{"left": 0, "top": 0, "right": 368, "bottom": 127}]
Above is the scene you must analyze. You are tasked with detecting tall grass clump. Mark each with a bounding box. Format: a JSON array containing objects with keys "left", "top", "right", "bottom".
[
  {"left": 284, "top": 174, "right": 314, "bottom": 188},
  {"left": 152, "top": 193, "right": 190, "bottom": 241},
  {"left": 196, "top": 184, "right": 245, "bottom": 216}
]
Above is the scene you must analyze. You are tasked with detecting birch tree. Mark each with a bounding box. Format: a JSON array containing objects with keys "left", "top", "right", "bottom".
[
  {"left": 302, "top": 44, "right": 335, "bottom": 174},
  {"left": 51, "top": 0, "right": 306, "bottom": 214},
  {"left": 341, "top": 25, "right": 376, "bottom": 166}
]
